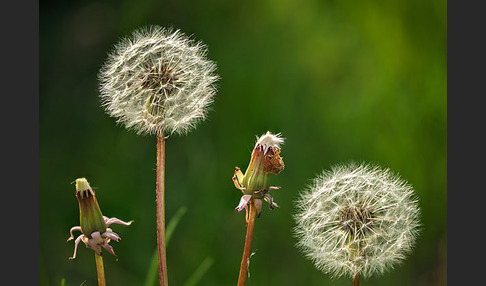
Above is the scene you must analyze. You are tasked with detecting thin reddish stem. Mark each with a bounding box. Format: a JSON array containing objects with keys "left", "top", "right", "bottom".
[
  {"left": 237, "top": 201, "right": 256, "bottom": 286},
  {"left": 156, "top": 134, "right": 168, "bottom": 286},
  {"left": 352, "top": 273, "right": 360, "bottom": 286}
]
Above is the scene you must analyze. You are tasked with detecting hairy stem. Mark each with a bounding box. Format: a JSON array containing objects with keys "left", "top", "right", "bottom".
[
  {"left": 352, "top": 273, "right": 359, "bottom": 286},
  {"left": 156, "top": 134, "right": 168, "bottom": 286},
  {"left": 237, "top": 201, "right": 256, "bottom": 286},
  {"left": 95, "top": 253, "right": 106, "bottom": 286}
]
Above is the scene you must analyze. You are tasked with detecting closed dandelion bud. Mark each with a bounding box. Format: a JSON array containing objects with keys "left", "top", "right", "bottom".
[
  {"left": 294, "top": 163, "right": 421, "bottom": 280},
  {"left": 99, "top": 25, "right": 219, "bottom": 136},
  {"left": 68, "top": 178, "right": 133, "bottom": 259},
  {"left": 233, "top": 131, "right": 285, "bottom": 217},
  {"left": 76, "top": 178, "right": 107, "bottom": 237}
]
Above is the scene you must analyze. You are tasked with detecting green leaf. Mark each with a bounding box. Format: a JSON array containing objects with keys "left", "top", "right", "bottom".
[
  {"left": 183, "top": 257, "right": 214, "bottom": 286},
  {"left": 166, "top": 206, "right": 188, "bottom": 245}
]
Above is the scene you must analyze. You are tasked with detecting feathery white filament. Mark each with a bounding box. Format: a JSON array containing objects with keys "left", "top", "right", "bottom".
[{"left": 256, "top": 131, "right": 284, "bottom": 154}]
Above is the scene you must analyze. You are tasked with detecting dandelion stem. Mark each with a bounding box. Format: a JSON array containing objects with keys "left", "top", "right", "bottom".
[
  {"left": 94, "top": 253, "right": 106, "bottom": 286},
  {"left": 352, "top": 273, "right": 359, "bottom": 286},
  {"left": 237, "top": 201, "right": 256, "bottom": 286},
  {"left": 156, "top": 133, "right": 168, "bottom": 286}
]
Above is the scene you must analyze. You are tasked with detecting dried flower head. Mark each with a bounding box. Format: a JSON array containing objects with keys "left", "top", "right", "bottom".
[
  {"left": 99, "top": 25, "right": 219, "bottom": 136},
  {"left": 294, "top": 163, "right": 420, "bottom": 279},
  {"left": 233, "top": 131, "right": 285, "bottom": 217},
  {"left": 68, "top": 178, "right": 133, "bottom": 259}
]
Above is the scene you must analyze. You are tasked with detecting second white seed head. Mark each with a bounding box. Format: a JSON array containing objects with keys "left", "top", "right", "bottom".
[{"left": 294, "top": 163, "right": 421, "bottom": 279}]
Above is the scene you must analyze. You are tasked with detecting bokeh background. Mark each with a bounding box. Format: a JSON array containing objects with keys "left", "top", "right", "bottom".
[{"left": 40, "top": 0, "right": 446, "bottom": 285}]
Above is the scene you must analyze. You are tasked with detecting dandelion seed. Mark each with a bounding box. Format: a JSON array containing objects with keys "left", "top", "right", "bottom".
[{"left": 294, "top": 163, "right": 421, "bottom": 280}]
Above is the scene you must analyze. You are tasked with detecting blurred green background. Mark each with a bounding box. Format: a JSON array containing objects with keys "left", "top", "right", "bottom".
[{"left": 40, "top": 0, "right": 446, "bottom": 285}]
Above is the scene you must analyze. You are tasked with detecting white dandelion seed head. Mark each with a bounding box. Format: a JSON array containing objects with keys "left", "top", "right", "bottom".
[
  {"left": 294, "top": 163, "right": 421, "bottom": 279},
  {"left": 99, "top": 25, "right": 219, "bottom": 136}
]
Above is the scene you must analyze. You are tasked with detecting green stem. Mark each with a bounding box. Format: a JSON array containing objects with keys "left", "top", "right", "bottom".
[
  {"left": 237, "top": 201, "right": 256, "bottom": 286},
  {"left": 95, "top": 253, "right": 106, "bottom": 286},
  {"left": 156, "top": 133, "right": 168, "bottom": 286}
]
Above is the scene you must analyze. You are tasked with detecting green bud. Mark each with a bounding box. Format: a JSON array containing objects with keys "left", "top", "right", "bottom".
[
  {"left": 241, "top": 145, "right": 271, "bottom": 195},
  {"left": 75, "top": 178, "right": 107, "bottom": 238}
]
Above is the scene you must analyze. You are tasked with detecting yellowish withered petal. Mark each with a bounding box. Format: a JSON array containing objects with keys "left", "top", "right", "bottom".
[
  {"left": 75, "top": 177, "right": 95, "bottom": 197},
  {"left": 232, "top": 167, "right": 245, "bottom": 191}
]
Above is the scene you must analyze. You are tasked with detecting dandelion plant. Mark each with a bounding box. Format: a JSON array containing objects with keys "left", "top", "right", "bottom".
[
  {"left": 294, "top": 163, "right": 421, "bottom": 285},
  {"left": 232, "top": 131, "right": 285, "bottom": 285},
  {"left": 68, "top": 178, "right": 133, "bottom": 286},
  {"left": 98, "top": 25, "right": 219, "bottom": 286}
]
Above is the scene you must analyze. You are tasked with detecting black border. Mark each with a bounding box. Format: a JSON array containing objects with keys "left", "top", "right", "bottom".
[
  {"left": 4, "top": 0, "right": 39, "bottom": 284},
  {"left": 448, "top": 0, "right": 482, "bottom": 284}
]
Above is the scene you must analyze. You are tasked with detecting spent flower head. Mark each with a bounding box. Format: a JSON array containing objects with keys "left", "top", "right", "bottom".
[
  {"left": 294, "top": 163, "right": 421, "bottom": 279},
  {"left": 68, "top": 178, "right": 133, "bottom": 259},
  {"left": 99, "top": 25, "right": 219, "bottom": 136},
  {"left": 233, "top": 131, "right": 285, "bottom": 217}
]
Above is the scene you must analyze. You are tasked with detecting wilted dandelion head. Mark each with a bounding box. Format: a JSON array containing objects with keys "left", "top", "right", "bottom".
[
  {"left": 294, "top": 163, "right": 420, "bottom": 279},
  {"left": 233, "top": 131, "right": 285, "bottom": 217},
  {"left": 68, "top": 178, "right": 133, "bottom": 259},
  {"left": 99, "top": 25, "right": 219, "bottom": 136}
]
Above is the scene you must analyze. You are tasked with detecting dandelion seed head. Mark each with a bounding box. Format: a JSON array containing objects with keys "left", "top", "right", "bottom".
[
  {"left": 99, "top": 25, "right": 219, "bottom": 136},
  {"left": 294, "top": 163, "right": 421, "bottom": 279}
]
